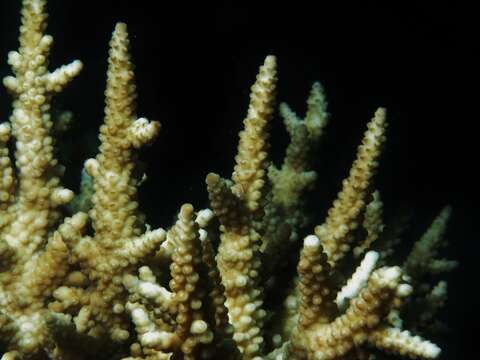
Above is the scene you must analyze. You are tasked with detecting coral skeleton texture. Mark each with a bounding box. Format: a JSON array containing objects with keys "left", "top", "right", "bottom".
[{"left": 0, "top": 1, "right": 456, "bottom": 359}]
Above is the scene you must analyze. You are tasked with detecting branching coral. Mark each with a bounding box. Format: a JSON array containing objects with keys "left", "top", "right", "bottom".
[
  {"left": 0, "top": 0, "right": 455, "bottom": 359},
  {"left": 0, "top": 0, "right": 82, "bottom": 355},
  {"left": 48, "top": 21, "right": 164, "bottom": 346}
]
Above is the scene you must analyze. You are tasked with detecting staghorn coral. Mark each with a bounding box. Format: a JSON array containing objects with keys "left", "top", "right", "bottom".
[
  {"left": 48, "top": 20, "right": 164, "bottom": 347},
  {"left": 0, "top": 0, "right": 456, "bottom": 359},
  {"left": 0, "top": 0, "right": 83, "bottom": 355}
]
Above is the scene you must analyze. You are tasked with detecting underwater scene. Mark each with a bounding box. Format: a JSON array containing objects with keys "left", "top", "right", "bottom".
[{"left": 0, "top": 0, "right": 472, "bottom": 359}]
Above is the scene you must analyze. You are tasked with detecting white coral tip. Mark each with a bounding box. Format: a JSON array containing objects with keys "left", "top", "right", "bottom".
[
  {"left": 190, "top": 320, "right": 208, "bottom": 334},
  {"left": 397, "top": 284, "right": 413, "bottom": 297},
  {"left": 84, "top": 158, "right": 99, "bottom": 177},
  {"left": 304, "top": 235, "right": 320, "bottom": 247},
  {"left": 195, "top": 208, "right": 215, "bottom": 228},
  {"left": 51, "top": 188, "right": 74, "bottom": 205}
]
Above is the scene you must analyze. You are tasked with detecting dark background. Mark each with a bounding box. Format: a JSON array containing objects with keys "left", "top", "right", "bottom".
[{"left": 0, "top": 0, "right": 475, "bottom": 358}]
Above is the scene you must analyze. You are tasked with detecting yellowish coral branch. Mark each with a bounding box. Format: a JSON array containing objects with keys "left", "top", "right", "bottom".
[
  {"left": 315, "top": 108, "right": 387, "bottom": 266},
  {"left": 232, "top": 55, "right": 277, "bottom": 212}
]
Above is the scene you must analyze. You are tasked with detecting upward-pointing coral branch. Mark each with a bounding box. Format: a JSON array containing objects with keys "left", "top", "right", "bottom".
[
  {"left": 50, "top": 22, "right": 164, "bottom": 346},
  {"left": 315, "top": 108, "right": 387, "bottom": 267},
  {"left": 0, "top": 0, "right": 82, "bottom": 355}
]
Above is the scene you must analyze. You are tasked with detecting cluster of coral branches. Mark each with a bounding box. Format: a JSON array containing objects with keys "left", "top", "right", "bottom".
[{"left": 0, "top": 1, "right": 456, "bottom": 359}]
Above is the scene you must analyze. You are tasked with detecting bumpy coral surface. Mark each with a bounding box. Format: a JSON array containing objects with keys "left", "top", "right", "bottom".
[{"left": 0, "top": 1, "right": 456, "bottom": 359}]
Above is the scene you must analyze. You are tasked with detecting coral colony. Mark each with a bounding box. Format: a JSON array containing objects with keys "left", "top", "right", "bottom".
[{"left": 0, "top": 0, "right": 456, "bottom": 359}]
